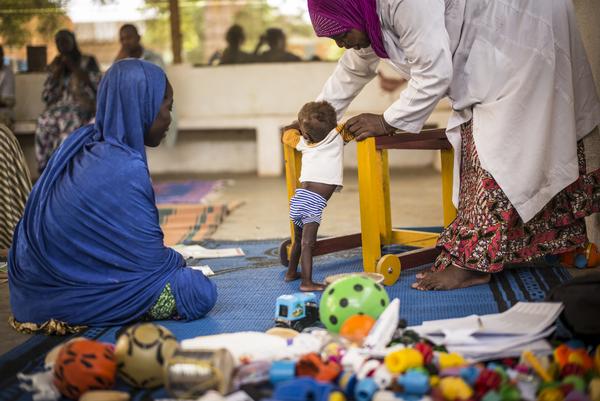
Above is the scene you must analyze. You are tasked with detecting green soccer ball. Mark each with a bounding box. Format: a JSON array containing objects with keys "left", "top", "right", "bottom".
[{"left": 319, "top": 275, "right": 390, "bottom": 333}]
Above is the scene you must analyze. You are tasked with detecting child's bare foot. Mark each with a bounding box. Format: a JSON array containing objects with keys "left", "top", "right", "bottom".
[
  {"left": 412, "top": 264, "right": 490, "bottom": 290},
  {"left": 284, "top": 271, "right": 301, "bottom": 282},
  {"left": 300, "top": 281, "right": 326, "bottom": 292}
]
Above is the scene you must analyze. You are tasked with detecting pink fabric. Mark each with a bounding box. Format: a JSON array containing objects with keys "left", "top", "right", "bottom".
[{"left": 307, "top": 0, "right": 389, "bottom": 58}]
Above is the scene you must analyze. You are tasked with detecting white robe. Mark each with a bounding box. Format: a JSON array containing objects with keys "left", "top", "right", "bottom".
[{"left": 317, "top": 0, "right": 600, "bottom": 222}]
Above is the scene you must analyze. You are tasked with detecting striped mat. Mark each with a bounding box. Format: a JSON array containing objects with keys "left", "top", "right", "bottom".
[
  {"left": 153, "top": 180, "right": 222, "bottom": 204},
  {"left": 158, "top": 202, "right": 242, "bottom": 246}
]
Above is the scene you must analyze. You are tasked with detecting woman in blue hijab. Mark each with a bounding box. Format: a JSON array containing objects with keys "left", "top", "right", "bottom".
[{"left": 8, "top": 59, "right": 217, "bottom": 333}]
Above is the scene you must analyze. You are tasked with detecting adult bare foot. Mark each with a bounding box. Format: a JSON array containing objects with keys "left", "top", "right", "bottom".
[
  {"left": 411, "top": 264, "right": 490, "bottom": 290},
  {"left": 285, "top": 271, "right": 301, "bottom": 282},
  {"left": 415, "top": 266, "right": 437, "bottom": 280},
  {"left": 300, "top": 281, "right": 326, "bottom": 292}
]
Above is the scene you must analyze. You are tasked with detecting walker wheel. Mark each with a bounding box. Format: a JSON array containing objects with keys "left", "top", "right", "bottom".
[
  {"left": 279, "top": 239, "right": 292, "bottom": 267},
  {"left": 376, "top": 254, "right": 401, "bottom": 286}
]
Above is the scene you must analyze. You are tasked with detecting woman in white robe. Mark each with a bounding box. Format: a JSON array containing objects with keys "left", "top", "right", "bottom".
[{"left": 306, "top": 0, "right": 600, "bottom": 290}]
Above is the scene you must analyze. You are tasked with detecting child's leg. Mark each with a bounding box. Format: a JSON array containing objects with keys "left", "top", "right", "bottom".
[
  {"left": 299, "top": 222, "right": 325, "bottom": 291},
  {"left": 285, "top": 224, "right": 302, "bottom": 281}
]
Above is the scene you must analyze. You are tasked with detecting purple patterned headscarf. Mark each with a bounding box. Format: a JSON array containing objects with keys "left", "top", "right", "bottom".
[{"left": 307, "top": 0, "right": 389, "bottom": 58}]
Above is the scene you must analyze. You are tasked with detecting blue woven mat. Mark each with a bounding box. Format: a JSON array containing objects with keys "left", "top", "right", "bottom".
[{"left": 0, "top": 238, "right": 571, "bottom": 401}]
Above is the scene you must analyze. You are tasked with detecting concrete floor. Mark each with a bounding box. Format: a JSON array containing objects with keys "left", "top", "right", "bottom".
[{"left": 0, "top": 168, "right": 445, "bottom": 355}]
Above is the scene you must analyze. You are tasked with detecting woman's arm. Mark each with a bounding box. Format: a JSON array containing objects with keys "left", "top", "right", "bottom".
[
  {"left": 381, "top": 0, "right": 452, "bottom": 133},
  {"left": 316, "top": 48, "right": 380, "bottom": 119}
]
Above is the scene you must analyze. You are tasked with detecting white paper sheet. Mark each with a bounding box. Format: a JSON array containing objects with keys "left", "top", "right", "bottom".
[
  {"left": 409, "top": 302, "right": 563, "bottom": 362},
  {"left": 187, "top": 265, "right": 215, "bottom": 276},
  {"left": 173, "top": 244, "right": 245, "bottom": 259},
  {"left": 414, "top": 302, "right": 563, "bottom": 335}
]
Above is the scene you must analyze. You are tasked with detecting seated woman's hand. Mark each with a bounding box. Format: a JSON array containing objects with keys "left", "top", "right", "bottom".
[{"left": 346, "top": 113, "right": 395, "bottom": 141}]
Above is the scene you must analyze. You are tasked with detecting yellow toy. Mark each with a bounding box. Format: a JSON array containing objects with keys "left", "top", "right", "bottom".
[
  {"left": 282, "top": 128, "right": 456, "bottom": 286},
  {"left": 522, "top": 351, "right": 553, "bottom": 382},
  {"left": 537, "top": 387, "right": 564, "bottom": 401},
  {"left": 589, "top": 378, "right": 600, "bottom": 401},
  {"left": 438, "top": 377, "right": 473, "bottom": 400},
  {"left": 438, "top": 352, "right": 467, "bottom": 370},
  {"left": 384, "top": 348, "right": 424, "bottom": 374}
]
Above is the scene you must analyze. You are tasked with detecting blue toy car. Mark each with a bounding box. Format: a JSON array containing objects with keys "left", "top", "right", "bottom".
[{"left": 275, "top": 292, "right": 319, "bottom": 332}]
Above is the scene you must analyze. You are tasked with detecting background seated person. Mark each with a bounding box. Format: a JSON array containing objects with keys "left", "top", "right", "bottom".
[
  {"left": 219, "top": 25, "right": 255, "bottom": 65},
  {"left": 115, "top": 23, "right": 165, "bottom": 69},
  {"left": 8, "top": 60, "right": 217, "bottom": 334},
  {"left": 254, "top": 28, "right": 301, "bottom": 63}
]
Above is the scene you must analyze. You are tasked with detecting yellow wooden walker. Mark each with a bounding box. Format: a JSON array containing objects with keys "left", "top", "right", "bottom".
[{"left": 280, "top": 128, "right": 457, "bottom": 286}]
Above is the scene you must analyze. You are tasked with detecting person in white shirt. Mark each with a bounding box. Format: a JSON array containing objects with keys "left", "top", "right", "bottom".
[
  {"left": 306, "top": 0, "right": 600, "bottom": 290},
  {"left": 282, "top": 101, "right": 354, "bottom": 291}
]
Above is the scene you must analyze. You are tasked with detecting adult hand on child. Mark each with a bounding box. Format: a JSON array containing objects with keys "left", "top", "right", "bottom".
[{"left": 346, "top": 113, "right": 395, "bottom": 141}]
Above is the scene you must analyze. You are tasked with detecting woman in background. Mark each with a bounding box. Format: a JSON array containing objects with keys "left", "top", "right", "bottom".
[{"left": 35, "top": 30, "right": 101, "bottom": 173}]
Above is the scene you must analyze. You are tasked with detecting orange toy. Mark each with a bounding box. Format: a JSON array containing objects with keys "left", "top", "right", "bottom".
[
  {"left": 339, "top": 314, "right": 376, "bottom": 345},
  {"left": 296, "top": 353, "right": 342, "bottom": 382},
  {"left": 559, "top": 243, "right": 600, "bottom": 268},
  {"left": 553, "top": 344, "right": 593, "bottom": 372},
  {"left": 53, "top": 339, "right": 117, "bottom": 399}
]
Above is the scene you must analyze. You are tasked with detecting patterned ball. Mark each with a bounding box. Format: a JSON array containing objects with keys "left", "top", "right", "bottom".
[
  {"left": 319, "top": 275, "right": 389, "bottom": 333},
  {"left": 53, "top": 339, "right": 116, "bottom": 400},
  {"left": 114, "top": 323, "right": 178, "bottom": 388}
]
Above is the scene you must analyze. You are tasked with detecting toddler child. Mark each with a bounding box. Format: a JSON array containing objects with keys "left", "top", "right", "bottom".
[{"left": 281, "top": 101, "right": 354, "bottom": 291}]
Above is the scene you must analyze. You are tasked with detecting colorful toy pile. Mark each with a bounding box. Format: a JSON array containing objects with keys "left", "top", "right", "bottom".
[{"left": 19, "top": 275, "right": 600, "bottom": 401}]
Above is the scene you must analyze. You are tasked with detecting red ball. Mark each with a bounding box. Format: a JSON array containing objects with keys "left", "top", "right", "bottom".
[
  {"left": 53, "top": 339, "right": 116, "bottom": 399},
  {"left": 560, "top": 363, "right": 585, "bottom": 378},
  {"left": 474, "top": 369, "right": 502, "bottom": 398},
  {"left": 501, "top": 358, "right": 517, "bottom": 368},
  {"left": 414, "top": 342, "right": 434, "bottom": 364}
]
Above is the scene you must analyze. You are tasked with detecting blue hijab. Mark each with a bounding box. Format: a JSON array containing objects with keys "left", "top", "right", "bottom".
[{"left": 9, "top": 60, "right": 217, "bottom": 326}]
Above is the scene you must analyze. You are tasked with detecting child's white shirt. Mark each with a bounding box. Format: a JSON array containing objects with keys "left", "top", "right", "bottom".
[{"left": 298, "top": 127, "right": 345, "bottom": 190}]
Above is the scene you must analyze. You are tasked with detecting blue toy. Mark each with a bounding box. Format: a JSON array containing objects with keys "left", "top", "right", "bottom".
[
  {"left": 270, "top": 360, "right": 297, "bottom": 385},
  {"left": 275, "top": 293, "right": 319, "bottom": 332},
  {"left": 355, "top": 378, "right": 379, "bottom": 401},
  {"left": 397, "top": 369, "right": 430, "bottom": 401},
  {"left": 265, "top": 377, "right": 334, "bottom": 401},
  {"left": 460, "top": 365, "right": 480, "bottom": 386}
]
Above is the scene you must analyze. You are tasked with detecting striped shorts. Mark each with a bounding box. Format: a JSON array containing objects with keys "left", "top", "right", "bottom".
[{"left": 289, "top": 188, "right": 328, "bottom": 227}]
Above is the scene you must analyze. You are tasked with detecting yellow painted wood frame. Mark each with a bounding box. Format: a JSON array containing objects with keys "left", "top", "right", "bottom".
[
  {"left": 282, "top": 128, "right": 456, "bottom": 284},
  {"left": 356, "top": 138, "right": 456, "bottom": 275}
]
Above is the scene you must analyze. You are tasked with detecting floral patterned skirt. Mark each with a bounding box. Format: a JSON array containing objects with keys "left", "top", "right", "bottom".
[
  {"left": 435, "top": 121, "right": 600, "bottom": 273},
  {"left": 35, "top": 103, "right": 92, "bottom": 173}
]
